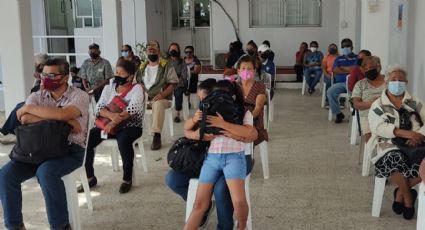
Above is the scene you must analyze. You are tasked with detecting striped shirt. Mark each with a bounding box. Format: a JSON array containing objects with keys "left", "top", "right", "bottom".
[
  {"left": 25, "top": 86, "right": 90, "bottom": 148},
  {"left": 208, "top": 111, "right": 254, "bottom": 154}
]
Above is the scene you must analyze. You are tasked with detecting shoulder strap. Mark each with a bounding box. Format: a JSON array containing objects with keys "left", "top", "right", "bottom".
[{"left": 119, "top": 84, "right": 136, "bottom": 99}]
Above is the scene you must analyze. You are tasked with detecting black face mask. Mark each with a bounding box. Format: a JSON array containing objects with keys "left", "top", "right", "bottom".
[
  {"left": 169, "top": 50, "right": 179, "bottom": 57},
  {"left": 89, "top": 53, "right": 99, "bottom": 59},
  {"left": 246, "top": 50, "right": 255, "bottom": 56},
  {"left": 114, "top": 75, "right": 129, "bottom": 85},
  {"left": 329, "top": 48, "right": 337, "bottom": 55},
  {"left": 365, "top": 68, "right": 379, "bottom": 81},
  {"left": 260, "top": 53, "right": 269, "bottom": 59},
  {"left": 148, "top": 54, "right": 159, "bottom": 62},
  {"left": 357, "top": 58, "right": 363, "bottom": 66}
]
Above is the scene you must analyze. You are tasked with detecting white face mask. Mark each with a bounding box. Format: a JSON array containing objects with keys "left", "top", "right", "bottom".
[{"left": 310, "top": 47, "right": 317, "bottom": 52}]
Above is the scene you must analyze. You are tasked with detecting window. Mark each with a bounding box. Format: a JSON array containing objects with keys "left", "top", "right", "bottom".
[
  {"left": 172, "top": 0, "right": 210, "bottom": 28},
  {"left": 250, "top": 0, "right": 322, "bottom": 27},
  {"left": 74, "top": 0, "right": 102, "bottom": 28},
  {"left": 172, "top": 0, "right": 191, "bottom": 28}
]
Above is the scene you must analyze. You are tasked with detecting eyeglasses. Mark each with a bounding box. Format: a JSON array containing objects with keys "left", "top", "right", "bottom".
[{"left": 41, "top": 72, "right": 64, "bottom": 79}]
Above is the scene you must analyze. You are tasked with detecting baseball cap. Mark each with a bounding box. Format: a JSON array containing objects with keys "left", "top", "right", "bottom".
[
  {"left": 146, "top": 41, "right": 160, "bottom": 51},
  {"left": 88, "top": 43, "right": 100, "bottom": 49},
  {"left": 258, "top": 44, "right": 270, "bottom": 53}
]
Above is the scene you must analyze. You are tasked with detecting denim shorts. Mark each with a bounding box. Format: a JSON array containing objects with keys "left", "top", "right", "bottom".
[{"left": 198, "top": 152, "right": 247, "bottom": 184}]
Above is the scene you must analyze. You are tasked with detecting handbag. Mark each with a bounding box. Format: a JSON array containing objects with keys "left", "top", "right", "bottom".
[
  {"left": 167, "top": 137, "right": 210, "bottom": 177},
  {"left": 10, "top": 120, "right": 72, "bottom": 164},
  {"left": 392, "top": 107, "right": 425, "bottom": 166},
  {"left": 95, "top": 84, "right": 136, "bottom": 134}
]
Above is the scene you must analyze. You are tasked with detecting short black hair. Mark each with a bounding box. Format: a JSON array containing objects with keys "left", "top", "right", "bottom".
[
  {"left": 236, "top": 55, "right": 257, "bottom": 70},
  {"left": 123, "top": 44, "right": 133, "bottom": 52},
  {"left": 359, "top": 49, "right": 372, "bottom": 56},
  {"left": 116, "top": 60, "right": 136, "bottom": 75},
  {"left": 262, "top": 40, "right": 271, "bottom": 47},
  {"left": 233, "top": 41, "right": 243, "bottom": 50},
  {"left": 247, "top": 40, "right": 258, "bottom": 50},
  {"left": 70, "top": 66, "right": 80, "bottom": 74},
  {"left": 310, "top": 41, "right": 319, "bottom": 47},
  {"left": 44, "top": 58, "right": 70, "bottom": 75},
  {"left": 341, "top": 38, "right": 353, "bottom": 47},
  {"left": 198, "top": 78, "right": 217, "bottom": 94},
  {"left": 185, "top": 45, "right": 194, "bottom": 51}
]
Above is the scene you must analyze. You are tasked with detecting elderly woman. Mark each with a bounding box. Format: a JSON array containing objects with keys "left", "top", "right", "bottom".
[
  {"left": 368, "top": 66, "right": 425, "bottom": 220},
  {"left": 351, "top": 56, "right": 386, "bottom": 143},
  {"left": 238, "top": 55, "right": 269, "bottom": 146}
]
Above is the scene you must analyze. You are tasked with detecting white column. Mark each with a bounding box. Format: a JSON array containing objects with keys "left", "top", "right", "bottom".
[
  {"left": 0, "top": 0, "right": 35, "bottom": 116},
  {"left": 101, "top": 0, "right": 123, "bottom": 65},
  {"left": 360, "top": 0, "right": 409, "bottom": 72}
]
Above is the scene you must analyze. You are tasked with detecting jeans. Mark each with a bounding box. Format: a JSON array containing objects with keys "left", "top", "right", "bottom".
[
  {"left": 0, "top": 144, "right": 84, "bottom": 230},
  {"left": 199, "top": 152, "right": 246, "bottom": 183},
  {"left": 323, "top": 75, "right": 332, "bottom": 103},
  {"left": 174, "top": 87, "right": 185, "bottom": 112},
  {"left": 294, "top": 64, "right": 304, "bottom": 82},
  {"left": 327, "top": 82, "right": 347, "bottom": 115},
  {"left": 0, "top": 102, "right": 24, "bottom": 135},
  {"left": 85, "top": 127, "right": 142, "bottom": 181},
  {"left": 165, "top": 154, "right": 252, "bottom": 230},
  {"left": 304, "top": 68, "right": 322, "bottom": 90}
]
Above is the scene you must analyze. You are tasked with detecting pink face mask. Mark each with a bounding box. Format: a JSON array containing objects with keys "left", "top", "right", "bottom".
[{"left": 239, "top": 70, "right": 254, "bottom": 81}]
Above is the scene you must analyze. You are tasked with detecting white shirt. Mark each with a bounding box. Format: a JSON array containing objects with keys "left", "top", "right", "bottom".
[{"left": 144, "top": 65, "right": 159, "bottom": 90}]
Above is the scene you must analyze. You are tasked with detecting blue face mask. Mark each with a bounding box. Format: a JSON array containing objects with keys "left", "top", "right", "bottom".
[
  {"left": 341, "top": 47, "right": 352, "bottom": 56},
  {"left": 121, "top": 51, "right": 129, "bottom": 58},
  {"left": 388, "top": 81, "right": 406, "bottom": 96}
]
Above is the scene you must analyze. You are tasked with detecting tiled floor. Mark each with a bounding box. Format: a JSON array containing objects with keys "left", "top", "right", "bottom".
[{"left": 0, "top": 89, "right": 418, "bottom": 229}]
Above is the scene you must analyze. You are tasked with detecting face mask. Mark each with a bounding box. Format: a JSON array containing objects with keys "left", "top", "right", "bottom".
[
  {"left": 148, "top": 54, "right": 159, "bottom": 62},
  {"left": 90, "top": 52, "right": 99, "bottom": 59},
  {"left": 239, "top": 70, "right": 255, "bottom": 81},
  {"left": 342, "top": 47, "right": 352, "bottom": 56},
  {"left": 329, "top": 48, "right": 337, "bottom": 55},
  {"left": 114, "top": 75, "right": 129, "bottom": 86},
  {"left": 310, "top": 47, "right": 317, "bottom": 52},
  {"left": 42, "top": 77, "right": 62, "bottom": 91},
  {"left": 365, "top": 68, "right": 378, "bottom": 81},
  {"left": 246, "top": 50, "right": 255, "bottom": 56},
  {"left": 260, "top": 53, "right": 269, "bottom": 59},
  {"left": 121, "top": 51, "right": 129, "bottom": 58},
  {"left": 169, "top": 50, "right": 179, "bottom": 57},
  {"left": 388, "top": 81, "right": 406, "bottom": 96}
]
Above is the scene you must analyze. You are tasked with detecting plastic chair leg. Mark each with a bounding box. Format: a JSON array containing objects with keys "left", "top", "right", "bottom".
[
  {"left": 245, "top": 174, "right": 252, "bottom": 230},
  {"left": 328, "top": 108, "right": 333, "bottom": 121},
  {"left": 350, "top": 117, "right": 358, "bottom": 145},
  {"left": 362, "top": 147, "right": 371, "bottom": 177},
  {"left": 132, "top": 155, "right": 140, "bottom": 187},
  {"left": 137, "top": 140, "right": 148, "bottom": 173},
  {"left": 417, "top": 183, "right": 425, "bottom": 230},
  {"left": 79, "top": 169, "right": 93, "bottom": 212},
  {"left": 168, "top": 110, "right": 174, "bottom": 137},
  {"left": 182, "top": 95, "right": 190, "bottom": 120},
  {"left": 301, "top": 77, "right": 306, "bottom": 95},
  {"left": 259, "top": 141, "right": 270, "bottom": 179},
  {"left": 111, "top": 147, "right": 120, "bottom": 172},
  {"left": 185, "top": 179, "right": 199, "bottom": 222},
  {"left": 63, "top": 173, "right": 81, "bottom": 230},
  {"left": 321, "top": 83, "right": 326, "bottom": 108},
  {"left": 372, "top": 176, "right": 387, "bottom": 217}
]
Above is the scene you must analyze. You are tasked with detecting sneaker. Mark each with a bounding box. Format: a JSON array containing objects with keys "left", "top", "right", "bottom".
[
  {"left": 77, "top": 176, "right": 97, "bottom": 193},
  {"left": 324, "top": 102, "right": 330, "bottom": 109},
  {"left": 307, "top": 89, "right": 313, "bottom": 95},
  {"left": 174, "top": 116, "right": 181, "bottom": 123},
  {"left": 119, "top": 181, "right": 132, "bottom": 194},
  {"left": 200, "top": 200, "right": 215, "bottom": 228},
  {"left": 0, "top": 133, "right": 17, "bottom": 145},
  {"left": 151, "top": 133, "right": 162, "bottom": 150},
  {"left": 335, "top": 113, "right": 345, "bottom": 124}
]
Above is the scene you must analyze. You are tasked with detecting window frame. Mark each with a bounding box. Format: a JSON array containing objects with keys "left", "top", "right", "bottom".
[{"left": 249, "top": 0, "right": 322, "bottom": 28}]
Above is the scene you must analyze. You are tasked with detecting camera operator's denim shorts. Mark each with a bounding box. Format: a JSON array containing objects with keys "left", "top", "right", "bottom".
[{"left": 198, "top": 152, "right": 247, "bottom": 184}]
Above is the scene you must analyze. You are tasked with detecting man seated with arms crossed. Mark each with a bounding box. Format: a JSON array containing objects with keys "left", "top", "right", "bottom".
[
  {"left": 0, "top": 58, "right": 89, "bottom": 230},
  {"left": 137, "top": 41, "right": 179, "bottom": 150}
]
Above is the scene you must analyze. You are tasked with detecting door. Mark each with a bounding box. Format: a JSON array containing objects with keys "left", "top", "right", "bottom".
[
  {"left": 44, "top": 0, "right": 70, "bottom": 54},
  {"left": 191, "top": 0, "right": 210, "bottom": 60}
]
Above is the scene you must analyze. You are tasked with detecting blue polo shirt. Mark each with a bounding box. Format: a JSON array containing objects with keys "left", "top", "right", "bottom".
[
  {"left": 261, "top": 59, "right": 275, "bottom": 77},
  {"left": 333, "top": 53, "right": 358, "bottom": 83}
]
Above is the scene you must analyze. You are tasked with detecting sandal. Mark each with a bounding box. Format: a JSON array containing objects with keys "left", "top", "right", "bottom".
[{"left": 392, "top": 188, "right": 403, "bottom": 215}]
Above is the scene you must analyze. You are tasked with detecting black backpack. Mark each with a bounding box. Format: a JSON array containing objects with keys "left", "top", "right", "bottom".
[
  {"left": 198, "top": 89, "right": 243, "bottom": 139},
  {"left": 167, "top": 137, "right": 210, "bottom": 177}
]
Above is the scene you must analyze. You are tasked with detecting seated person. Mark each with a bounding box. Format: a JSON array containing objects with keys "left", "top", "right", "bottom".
[
  {"left": 328, "top": 38, "right": 358, "bottom": 123},
  {"left": 294, "top": 42, "right": 309, "bottom": 82},
  {"left": 351, "top": 56, "right": 386, "bottom": 143},
  {"left": 136, "top": 41, "right": 179, "bottom": 150},
  {"left": 0, "top": 58, "right": 89, "bottom": 230},
  {"left": 0, "top": 54, "right": 48, "bottom": 144},
  {"left": 262, "top": 40, "right": 275, "bottom": 62},
  {"left": 258, "top": 44, "right": 276, "bottom": 98},
  {"left": 368, "top": 66, "right": 425, "bottom": 220},
  {"left": 70, "top": 66, "right": 86, "bottom": 91},
  {"left": 322, "top": 43, "right": 339, "bottom": 107},
  {"left": 303, "top": 41, "right": 324, "bottom": 95},
  {"left": 82, "top": 60, "right": 145, "bottom": 194},
  {"left": 238, "top": 55, "right": 269, "bottom": 145},
  {"left": 347, "top": 49, "right": 372, "bottom": 92},
  {"left": 225, "top": 40, "right": 245, "bottom": 70},
  {"left": 118, "top": 44, "right": 141, "bottom": 68},
  {"left": 184, "top": 80, "right": 258, "bottom": 230}
]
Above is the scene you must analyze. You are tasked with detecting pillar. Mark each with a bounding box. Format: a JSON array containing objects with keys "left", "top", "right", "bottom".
[
  {"left": 101, "top": 0, "right": 123, "bottom": 65},
  {"left": 0, "top": 0, "right": 35, "bottom": 116}
]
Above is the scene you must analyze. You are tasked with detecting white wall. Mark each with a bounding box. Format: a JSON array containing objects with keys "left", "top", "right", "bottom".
[
  {"left": 210, "top": 0, "right": 340, "bottom": 66},
  {"left": 145, "top": 0, "right": 165, "bottom": 51},
  {"left": 407, "top": 0, "right": 425, "bottom": 101},
  {"left": 122, "top": 0, "right": 148, "bottom": 48},
  {"left": 74, "top": 28, "right": 102, "bottom": 66},
  {"left": 339, "top": 0, "right": 361, "bottom": 50},
  {"left": 31, "top": 0, "right": 47, "bottom": 53}
]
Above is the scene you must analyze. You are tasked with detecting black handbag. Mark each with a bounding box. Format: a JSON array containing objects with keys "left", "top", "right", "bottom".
[
  {"left": 167, "top": 137, "right": 210, "bottom": 177},
  {"left": 392, "top": 108, "right": 425, "bottom": 166},
  {"left": 10, "top": 120, "right": 72, "bottom": 164}
]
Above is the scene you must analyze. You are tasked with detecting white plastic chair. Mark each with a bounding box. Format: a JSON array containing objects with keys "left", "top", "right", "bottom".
[
  {"left": 362, "top": 138, "right": 374, "bottom": 177},
  {"left": 144, "top": 93, "right": 174, "bottom": 139},
  {"left": 328, "top": 75, "right": 350, "bottom": 121},
  {"left": 258, "top": 141, "right": 270, "bottom": 179},
  {"left": 61, "top": 119, "right": 94, "bottom": 230},
  {"left": 99, "top": 137, "right": 146, "bottom": 186},
  {"left": 301, "top": 72, "right": 322, "bottom": 95},
  {"left": 266, "top": 88, "right": 274, "bottom": 122},
  {"left": 417, "top": 182, "right": 425, "bottom": 230}
]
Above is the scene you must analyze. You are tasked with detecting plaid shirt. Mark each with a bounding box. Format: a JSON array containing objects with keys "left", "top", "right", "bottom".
[
  {"left": 208, "top": 111, "right": 253, "bottom": 154},
  {"left": 79, "top": 57, "right": 114, "bottom": 89},
  {"left": 25, "top": 86, "right": 90, "bottom": 148}
]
